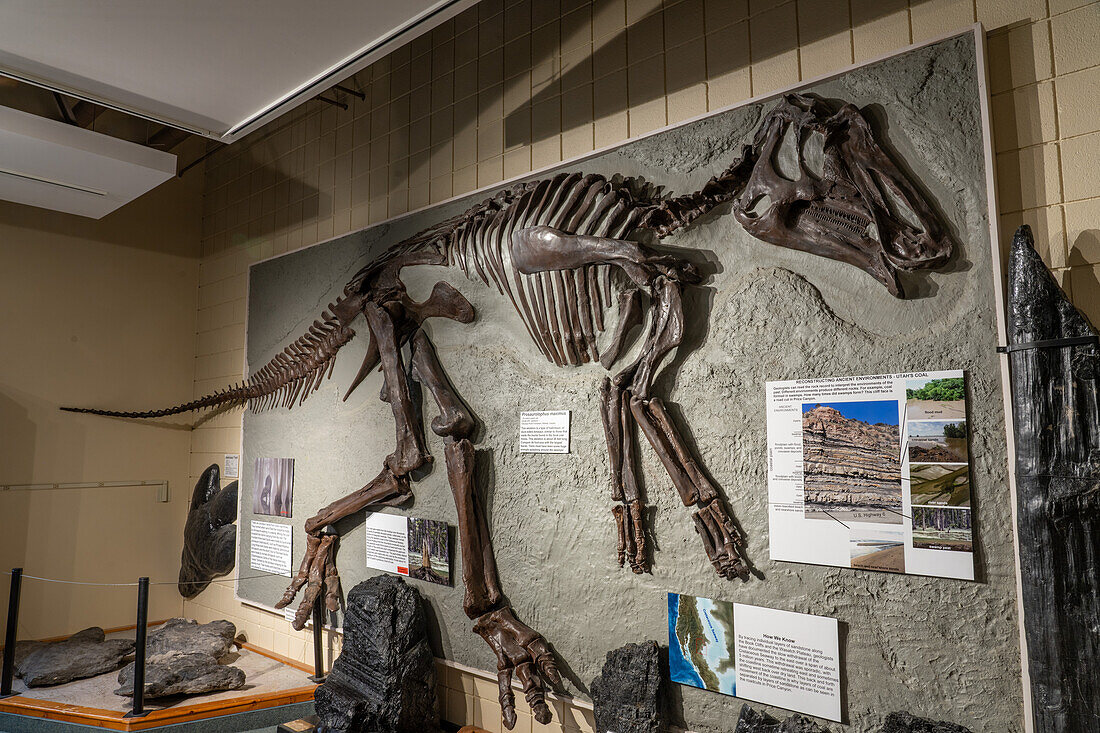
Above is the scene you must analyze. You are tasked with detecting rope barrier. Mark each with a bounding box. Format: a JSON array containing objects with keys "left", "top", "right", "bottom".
[{"left": 1, "top": 570, "right": 286, "bottom": 587}]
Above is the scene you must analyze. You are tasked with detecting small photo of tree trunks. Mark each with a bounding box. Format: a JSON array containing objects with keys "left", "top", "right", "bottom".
[{"left": 407, "top": 517, "right": 451, "bottom": 586}]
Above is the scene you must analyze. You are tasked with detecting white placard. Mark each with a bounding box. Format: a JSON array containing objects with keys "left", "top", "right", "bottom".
[
  {"left": 766, "top": 370, "right": 974, "bottom": 580},
  {"left": 364, "top": 512, "right": 411, "bottom": 575},
  {"left": 733, "top": 603, "right": 841, "bottom": 722},
  {"left": 250, "top": 521, "right": 292, "bottom": 576},
  {"left": 224, "top": 453, "right": 239, "bottom": 479},
  {"left": 519, "top": 410, "right": 570, "bottom": 453}
]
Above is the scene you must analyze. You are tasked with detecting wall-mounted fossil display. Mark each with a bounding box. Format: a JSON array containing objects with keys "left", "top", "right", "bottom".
[
  {"left": 178, "top": 464, "right": 237, "bottom": 599},
  {"left": 62, "top": 93, "right": 954, "bottom": 729}
]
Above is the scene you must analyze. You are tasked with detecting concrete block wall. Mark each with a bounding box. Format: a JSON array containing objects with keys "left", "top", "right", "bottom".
[{"left": 184, "top": 0, "right": 1100, "bottom": 730}]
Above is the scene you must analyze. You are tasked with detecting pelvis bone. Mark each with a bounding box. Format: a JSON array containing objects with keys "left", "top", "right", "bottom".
[{"left": 732, "top": 94, "right": 953, "bottom": 297}]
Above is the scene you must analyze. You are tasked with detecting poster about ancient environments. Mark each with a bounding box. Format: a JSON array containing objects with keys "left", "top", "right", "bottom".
[
  {"left": 252, "top": 457, "right": 294, "bottom": 517},
  {"left": 766, "top": 370, "right": 974, "bottom": 580},
  {"left": 668, "top": 593, "right": 842, "bottom": 721}
]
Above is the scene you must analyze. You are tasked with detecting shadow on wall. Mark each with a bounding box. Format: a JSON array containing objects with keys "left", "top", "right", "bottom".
[
  {"left": 0, "top": 389, "right": 34, "bottom": 625},
  {"left": 1068, "top": 227, "right": 1100, "bottom": 325}
]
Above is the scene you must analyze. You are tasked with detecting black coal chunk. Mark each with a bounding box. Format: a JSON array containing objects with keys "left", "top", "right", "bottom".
[
  {"left": 734, "top": 704, "right": 828, "bottom": 732},
  {"left": 878, "top": 711, "right": 973, "bottom": 732},
  {"left": 590, "top": 640, "right": 662, "bottom": 733},
  {"left": 314, "top": 575, "right": 440, "bottom": 733}
]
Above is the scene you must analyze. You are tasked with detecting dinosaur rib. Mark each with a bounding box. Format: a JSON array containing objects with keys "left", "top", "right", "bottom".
[{"left": 61, "top": 305, "right": 356, "bottom": 419}]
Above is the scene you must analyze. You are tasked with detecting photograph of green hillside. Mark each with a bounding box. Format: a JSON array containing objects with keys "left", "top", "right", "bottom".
[
  {"left": 905, "top": 376, "right": 966, "bottom": 421},
  {"left": 910, "top": 463, "right": 970, "bottom": 506}
]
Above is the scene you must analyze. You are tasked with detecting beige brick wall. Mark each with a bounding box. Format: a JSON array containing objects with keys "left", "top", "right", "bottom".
[{"left": 185, "top": 1, "right": 1100, "bottom": 730}]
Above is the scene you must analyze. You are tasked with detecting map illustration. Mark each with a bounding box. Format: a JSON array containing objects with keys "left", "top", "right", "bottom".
[{"left": 668, "top": 592, "right": 737, "bottom": 696}]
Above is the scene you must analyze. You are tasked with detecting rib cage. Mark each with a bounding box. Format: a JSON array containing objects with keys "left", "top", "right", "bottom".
[
  {"left": 441, "top": 171, "right": 661, "bottom": 366},
  {"left": 61, "top": 303, "right": 356, "bottom": 418}
]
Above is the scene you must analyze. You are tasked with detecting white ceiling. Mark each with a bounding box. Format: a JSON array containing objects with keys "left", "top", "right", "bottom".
[{"left": 0, "top": 0, "right": 474, "bottom": 141}]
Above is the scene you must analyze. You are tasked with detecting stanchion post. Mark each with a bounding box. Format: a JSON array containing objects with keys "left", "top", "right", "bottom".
[
  {"left": 1, "top": 568, "right": 22, "bottom": 699},
  {"left": 125, "top": 577, "right": 151, "bottom": 718},
  {"left": 308, "top": 601, "right": 326, "bottom": 683}
]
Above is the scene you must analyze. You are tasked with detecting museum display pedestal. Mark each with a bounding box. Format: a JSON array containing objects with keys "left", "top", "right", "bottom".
[{"left": 0, "top": 638, "right": 316, "bottom": 732}]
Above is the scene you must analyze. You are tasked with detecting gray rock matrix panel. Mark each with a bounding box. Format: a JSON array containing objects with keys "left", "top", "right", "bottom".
[
  {"left": 16, "top": 627, "right": 134, "bottom": 687},
  {"left": 590, "top": 641, "right": 662, "bottom": 733},
  {"left": 240, "top": 33, "right": 1020, "bottom": 732},
  {"left": 735, "top": 704, "right": 829, "bottom": 732},
  {"left": 314, "top": 575, "right": 440, "bottom": 733}
]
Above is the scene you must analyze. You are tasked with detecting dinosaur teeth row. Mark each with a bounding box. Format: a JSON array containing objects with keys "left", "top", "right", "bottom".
[{"left": 806, "top": 201, "right": 869, "bottom": 236}]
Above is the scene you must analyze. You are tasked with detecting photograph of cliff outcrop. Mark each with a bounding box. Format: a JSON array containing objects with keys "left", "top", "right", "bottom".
[{"left": 802, "top": 402, "right": 902, "bottom": 524}]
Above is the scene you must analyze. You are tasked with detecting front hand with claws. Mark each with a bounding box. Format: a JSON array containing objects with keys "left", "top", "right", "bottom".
[{"left": 475, "top": 606, "right": 562, "bottom": 728}]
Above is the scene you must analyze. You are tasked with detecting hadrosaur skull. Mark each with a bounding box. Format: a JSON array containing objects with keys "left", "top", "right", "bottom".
[{"left": 732, "top": 94, "right": 953, "bottom": 296}]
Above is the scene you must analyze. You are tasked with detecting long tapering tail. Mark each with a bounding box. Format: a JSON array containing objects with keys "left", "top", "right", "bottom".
[{"left": 61, "top": 305, "right": 357, "bottom": 419}]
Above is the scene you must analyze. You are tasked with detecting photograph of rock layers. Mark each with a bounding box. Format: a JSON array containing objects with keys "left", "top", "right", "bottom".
[{"left": 802, "top": 401, "right": 902, "bottom": 524}]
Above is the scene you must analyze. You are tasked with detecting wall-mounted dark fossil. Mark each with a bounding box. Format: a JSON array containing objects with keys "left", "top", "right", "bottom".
[
  {"left": 62, "top": 94, "right": 952, "bottom": 730},
  {"left": 179, "top": 464, "right": 238, "bottom": 599},
  {"left": 590, "top": 641, "right": 663, "bottom": 733},
  {"left": 314, "top": 575, "right": 440, "bottom": 733},
  {"left": 1005, "top": 224, "right": 1100, "bottom": 732}
]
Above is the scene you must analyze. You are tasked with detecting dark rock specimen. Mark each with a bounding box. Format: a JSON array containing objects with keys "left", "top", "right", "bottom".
[
  {"left": 115, "top": 651, "right": 245, "bottom": 698},
  {"left": 17, "top": 627, "right": 134, "bottom": 687},
  {"left": 734, "top": 704, "right": 828, "bottom": 732},
  {"left": 878, "top": 711, "right": 972, "bottom": 732},
  {"left": 179, "top": 463, "right": 238, "bottom": 598},
  {"left": 802, "top": 405, "right": 901, "bottom": 511},
  {"left": 314, "top": 575, "right": 439, "bottom": 732},
  {"left": 144, "top": 618, "right": 236, "bottom": 659},
  {"left": 1006, "top": 224, "right": 1100, "bottom": 730},
  {"left": 590, "top": 641, "right": 662, "bottom": 733},
  {"left": 12, "top": 640, "right": 46, "bottom": 671}
]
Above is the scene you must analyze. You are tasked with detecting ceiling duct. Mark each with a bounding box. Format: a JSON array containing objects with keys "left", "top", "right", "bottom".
[{"left": 0, "top": 105, "right": 175, "bottom": 219}]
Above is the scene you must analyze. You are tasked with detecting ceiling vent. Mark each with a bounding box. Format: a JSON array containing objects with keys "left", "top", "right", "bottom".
[{"left": 0, "top": 105, "right": 175, "bottom": 219}]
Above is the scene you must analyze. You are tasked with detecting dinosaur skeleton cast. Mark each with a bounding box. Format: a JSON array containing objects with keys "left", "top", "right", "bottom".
[{"left": 63, "top": 94, "right": 953, "bottom": 730}]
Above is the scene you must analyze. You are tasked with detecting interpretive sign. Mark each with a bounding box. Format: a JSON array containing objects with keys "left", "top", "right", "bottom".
[
  {"left": 250, "top": 520, "right": 292, "bottom": 577},
  {"left": 668, "top": 593, "right": 841, "bottom": 721},
  {"left": 224, "top": 453, "right": 240, "bottom": 479},
  {"left": 364, "top": 511, "right": 452, "bottom": 586},
  {"left": 519, "top": 410, "right": 570, "bottom": 453},
  {"left": 766, "top": 370, "right": 974, "bottom": 580}
]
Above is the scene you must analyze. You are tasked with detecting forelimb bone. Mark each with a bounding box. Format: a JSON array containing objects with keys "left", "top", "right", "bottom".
[{"left": 414, "top": 326, "right": 559, "bottom": 730}]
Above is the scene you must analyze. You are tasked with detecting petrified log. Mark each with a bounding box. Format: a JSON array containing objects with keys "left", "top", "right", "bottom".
[
  {"left": 1006, "top": 224, "right": 1100, "bottom": 730},
  {"left": 179, "top": 463, "right": 238, "bottom": 598},
  {"left": 734, "top": 704, "right": 828, "bottom": 732},
  {"left": 313, "top": 575, "right": 440, "bottom": 733},
  {"left": 16, "top": 627, "right": 134, "bottom": 687},
  {"left": 590, "top": 641, "right": 662, "bottom": 733},
  {"left": 115, "top": 651, "right": 245, "bottom": 698},
  {"left": 877, "top": 711, "right": 972, "bottom": 732}
]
